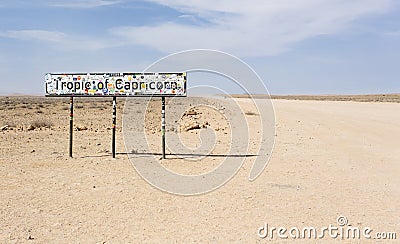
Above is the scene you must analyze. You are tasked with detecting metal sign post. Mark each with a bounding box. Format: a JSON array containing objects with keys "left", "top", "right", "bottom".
[
  {"left": 69, "top": 96, "right": 74, "bottom": 158},
  {"left": 112, "top": 96, "right": 117, "bottom": 158},
  {"left": 161, "top": 96, "right": 166, "bottom": 159}
]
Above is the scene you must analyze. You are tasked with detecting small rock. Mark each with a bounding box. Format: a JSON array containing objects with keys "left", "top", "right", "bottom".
[
  {"left": 27, "top": 125, "right": 35, "bottom": 131},
  {"left": 185, "top": 123, "right": 201, "bottom": 131},
  {"left": 202, "top": 121, "right": 210, "bottom": 128},
  {"left": 1, "top": 125, "right": 8, "bottom": 131},
  {"left": 75, "top": 125, "right": 88, "bottom": 131},
  {"left": 185, "top": 110, "right": 197, "bottom": 116},
  {"left": 31, "top": 149, "right": 35, "bottom": 153}
]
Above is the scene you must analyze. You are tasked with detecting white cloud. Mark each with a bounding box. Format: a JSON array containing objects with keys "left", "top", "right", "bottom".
[
  {"left": 0, "top": 30, "right": 66, "bottom": 43},
  {"left": 0, "top": 0, "right": 122, "bottom": 8},
  {"left": 111, "top": 0, "right": 397, "bottom": 56},
  {"left": 178, "top": 14, "right": 200, "bottom": 23},
  {"left": 1, "top": 1, "right": 397, "bottom": 56},
  {"left": 384, "top": 30, "right": 400, "bottom": 37},
  {"left": 49, "top": 0, "right": 121, "bottom": 8},
  {"left": 0, "top": 30, "right": 121, "bottom": 51}
]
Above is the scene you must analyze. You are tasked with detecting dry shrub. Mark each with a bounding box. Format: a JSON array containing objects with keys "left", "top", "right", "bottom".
[{"left": 31, "top": 119, "right": 53, "bottom": 128}]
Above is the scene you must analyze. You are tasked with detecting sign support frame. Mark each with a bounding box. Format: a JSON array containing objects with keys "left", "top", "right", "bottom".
[
  {"left": 112, "top": 96, "right": 117, "bottom": 158},
  {"left": 45, "top": 72, "right": 186, "bottom": 159},
  {"left": 162, "top": 96, "right": 166, "bottom": 159},
  {"left": 69, "top": 96, "right": 74, "bottom": 158}
]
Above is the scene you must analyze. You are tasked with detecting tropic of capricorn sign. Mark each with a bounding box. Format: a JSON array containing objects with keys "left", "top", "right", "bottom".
[{"left": 45, "top": 72, "right": 187, "bottom": 158}]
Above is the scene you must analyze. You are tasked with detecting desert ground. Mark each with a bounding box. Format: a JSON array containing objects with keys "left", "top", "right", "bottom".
[{"left": 0, "top": 95, "right": 399, "bottom": 243}]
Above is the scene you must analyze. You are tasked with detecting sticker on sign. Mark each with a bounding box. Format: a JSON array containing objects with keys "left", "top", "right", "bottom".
[{"left": 45, "top": 72, "right": 187, "bottom": 97}]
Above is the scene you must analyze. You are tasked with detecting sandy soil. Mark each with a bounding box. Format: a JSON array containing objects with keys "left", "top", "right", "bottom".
[{"left": 0, "top": 96, "right": 399, "bottom": 243}]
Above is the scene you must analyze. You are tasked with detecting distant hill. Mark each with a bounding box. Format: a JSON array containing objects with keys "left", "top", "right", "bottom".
[{"left": 229, "top": 94, "right": 400, "bottom": 103}]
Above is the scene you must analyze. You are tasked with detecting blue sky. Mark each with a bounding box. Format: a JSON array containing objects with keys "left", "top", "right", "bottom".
[{"left": 0, "top": 0, "right": 399, "bottom": 95}]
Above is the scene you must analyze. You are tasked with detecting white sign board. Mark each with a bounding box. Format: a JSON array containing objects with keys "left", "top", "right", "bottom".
[{"left": 45, "top": 73, "right": 187, "bottom": 97}]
